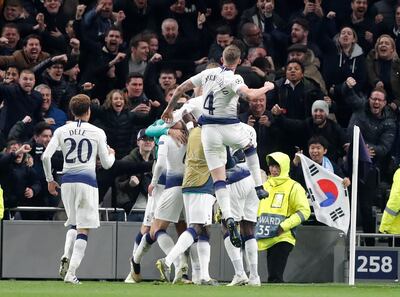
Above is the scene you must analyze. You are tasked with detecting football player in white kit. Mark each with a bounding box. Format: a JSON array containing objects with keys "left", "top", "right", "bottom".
[
  {"left": 224, "top": 123, "right": 261, "bottom": 286},
  {"left": 42, "top": 94, "right": 116, "bottom": 284},
  {"left": 131, "top": 119, "right": 188, "bottom": 282},
  {"left": 156, "top": 113, "right": 220, "bottom": 286},
  {"left": 162, "top": 45, "right": 274, "bottom": 248}
]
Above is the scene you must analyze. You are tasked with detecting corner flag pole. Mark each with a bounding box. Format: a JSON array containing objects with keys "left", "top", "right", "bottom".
[{"left": 348, "top": 125, "right": 360, "bottom": 285}]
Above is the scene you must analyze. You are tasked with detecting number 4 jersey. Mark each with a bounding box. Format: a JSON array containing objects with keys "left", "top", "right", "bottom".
[
  {"left": 190, "top": 67, "right": 246, "bottom": 121},
  {"left": 42, "top": 120, "right": 115, "bottom": 188}
]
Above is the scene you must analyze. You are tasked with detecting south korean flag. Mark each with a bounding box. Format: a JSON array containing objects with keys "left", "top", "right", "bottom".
[{"left": 298, "top": 154, "right": 350, "bottom": 234}]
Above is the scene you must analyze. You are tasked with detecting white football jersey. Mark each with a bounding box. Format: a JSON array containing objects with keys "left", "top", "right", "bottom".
[
  {"left": 190, "top": 67, "right": 246, "bottom": 119},
  {"left": 157, "top": 135, "right": 186, "bottom": 187},
  {"left": 42, "top": 120, "right": 115, "bottom": 187}
]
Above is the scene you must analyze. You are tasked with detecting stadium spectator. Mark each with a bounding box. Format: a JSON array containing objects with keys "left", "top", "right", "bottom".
[
  {"left": 323, "top": 26, "right": 367, "bottom": 124},
  {"left": 240, "top": 23, "right": 265, "bottom": 58},
  {"left": 291, "top": 135, "right": 351, "bottom": 190},
  {"left": 0, "top": 69, "right": 43, "bottom": 138},
  {"left": 210, "top": 0, "right": 240, "bottom": 37},
  {"left": 208, "top": 25, "right": 234, "bottom": 63},
  {"left": 285, "top": 43, "right": 326, "bottom": 94},
  {"left": 239, "top": 93, "right": 281, "bottom": 171},
  {"left": 1, "top": 65, "right": 19, "bottom": 84},
  {"left": 128, "top": 34, "right": 149, "bottom": 75},
  {"left": 115, "top": 128, "right": 154, "bottom": 219},
  {"left": 81, "top": 27, "right": 128, "bottom": 103},
  {"left": 373, "top": 0, "right": 397, "bottom": 30},
  {"left": 240, "top": 0, "right": 275, "bottom": 33},
  {"left": 267, "top": 59, "right": 324, "bottom": 120},
  {"left": 288, "top": 18, "right": 321, "bottom": 61},
  {"left": 35, "top": 84, "right": 67, "bottom": 131},
  {"left": 0, "top": 23, "right": 21, "bottom": 55},
  {"left": 0, "top": 140, "right": 41, "bottom": 220},
  {"left": 129, "top": 33, "right": 162, "bottom": 75},
  {"left": 36, "top": 60, "right": 80, "bottom": 112},
  {"left": 142, "top": 30, "right": 159, "bottom": 56},
  {"left": 157, "top": 18, "right": 207, "bottom": 80},
  {"left": 37, "top": 0, "right": 69, "bottom": 54},
  {"left": 167, "top": 0, "right": 207, "bottom": 41},
  {"left": 0, "top": 34, "right": 50, "bottom": 70},
  {"left": 389, "top": 5, "right": 400, "bottom": 55},
  {"left": 29, "top": 121, "right": 63, "bottom": 220},
  {"left": 0, "top": 0, "right": 35, "bottom": 37},
  {"left": 91, "top": 89, "right": 154, "bottom": 160},
  {"left": 348, "top": 87, "right": 397, "bottom": 246},
  {"left": 289, "top": 0, "right": 326, "bottom": 46},
  {"left": 144, "top": 67, "right": 177, "bottom": 103},
  {"left": 271, "top": 100, "right": 348, "bottom": 163},
  {"left": 81, "top": 0, "right": 115, "bottom": 47},
  {"left": 366, "top": 34, "right": 400, "bottom": 110},
  {"left": 114, "top": 0, "right": 170, "bottom": 43},
  {"left": 336, "top": 0, "right": 380, "bottom": 53}
]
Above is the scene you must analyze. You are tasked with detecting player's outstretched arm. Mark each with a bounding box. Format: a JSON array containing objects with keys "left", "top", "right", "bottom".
[
  {"left": 161, "top": 79, "right": 195, "bottom": 123},
  {"left": 237, "top": 81, "right": 275, "bottom": 101},
  {"left": 42, "top": 130, "right": 61, "bottom": 183}
]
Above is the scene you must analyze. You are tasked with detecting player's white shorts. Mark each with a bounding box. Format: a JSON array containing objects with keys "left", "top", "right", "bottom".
[
  {"left": 61, "top": 183, "right": 100, "bottom": 229},
  {"left": 227, "top": 175, "right": 258, "bottom": 222},
  {"left": 183, "top": 193, "right": 216, "bottom": 225},
  {"left": 143, "top": 184, "right": 165, "bottom": 227},
  {"left": 154, "top": 186, "right": 184, "bottom": 223},
  {"left": 201, "top": 123, "right": 251, "bottom": 170}
]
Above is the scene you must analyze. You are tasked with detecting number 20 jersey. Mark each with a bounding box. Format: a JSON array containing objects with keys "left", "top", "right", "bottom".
[
  {"left": 190, "top": 67, "right": 246, "bottom": 120},
  {"left": 43, "top": 120, "right": 115, "bottom": 188}
]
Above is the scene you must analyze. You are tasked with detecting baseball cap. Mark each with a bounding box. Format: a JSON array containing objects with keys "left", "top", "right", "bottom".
[{"left": 137, "top": 129, "right": 152, "bottom": 141}]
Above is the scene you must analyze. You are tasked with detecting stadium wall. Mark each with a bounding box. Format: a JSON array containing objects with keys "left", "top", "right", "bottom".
[{"left": 0, "top": 221, "right": 346, "bottom": 282}]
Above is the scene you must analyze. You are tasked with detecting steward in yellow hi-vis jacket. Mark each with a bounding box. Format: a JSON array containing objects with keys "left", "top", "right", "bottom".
[
  {"left": 379, "top": 168, "right": 400, "bottom": 246},
  {"left": 256, "top": 152, "right": 310, "bottom": 283},
  {"left": 0, "top": 185, "right": 3, "bottom": 220}
]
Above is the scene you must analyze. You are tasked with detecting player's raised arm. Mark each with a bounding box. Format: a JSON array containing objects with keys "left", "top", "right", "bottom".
[
  {"left": 237, "top": 81, "right": 275, "bottom": 102},
  {"left": 161, "top": 79, "right": 196, "bottom": 123},
  {"left": 97, "top": 130, "right": 115, "bottom": 170},
  {"left": 42, "top": 129, "right": 61, "bottom": 183}
]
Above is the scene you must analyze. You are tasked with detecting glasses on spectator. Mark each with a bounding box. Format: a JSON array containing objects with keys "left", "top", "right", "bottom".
[{"left": 369, "top": 97, "right": 386, "bottom": 102}]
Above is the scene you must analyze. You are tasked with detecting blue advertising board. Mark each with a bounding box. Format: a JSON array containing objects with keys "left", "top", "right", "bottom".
[{"left": 355, "top": 250, "right": 398, "bottom": 280}]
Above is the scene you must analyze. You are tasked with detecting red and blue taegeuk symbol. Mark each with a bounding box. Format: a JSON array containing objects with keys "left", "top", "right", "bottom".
[{"left": 317, "top": 179, "right": 338, "bottom": 207}]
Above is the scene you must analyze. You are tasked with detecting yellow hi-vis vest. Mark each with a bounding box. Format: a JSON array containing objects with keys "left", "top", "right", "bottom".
[
  {"left": 257, "top": 178, "right": 310, "bottom": 251},
  {"left": 0, "top": 185, "right": 4, "bottom": 220},
  {"left": 379, "top": 168, "right": 400, "bottom": 234}
]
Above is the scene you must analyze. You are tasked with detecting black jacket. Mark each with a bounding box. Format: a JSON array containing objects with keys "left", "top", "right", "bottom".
[
  {"left": 91, "top": 105, "right": 154, "bottom": 160},
  {"left": 0, "top": 152, "right": 41, "bottom": 208},
  {"left": 348, "top": 102, "right": 397, "bottom": 176},
  {"left": 275, "top": 116, "right": 348, "bottom": 162},
  {"left": 115, "top": 147, "right": 154, "bottom": 213},
  {"left": 0, "top": 84, "right": 43, "bottom": 137},
  {"left": 267, "top": 77, "right": 324, "bottom": 120}
]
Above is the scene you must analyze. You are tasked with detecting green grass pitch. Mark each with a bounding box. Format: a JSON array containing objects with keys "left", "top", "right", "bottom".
[{"left": 0, "top": 281, "right": 399, "bottom": 297}]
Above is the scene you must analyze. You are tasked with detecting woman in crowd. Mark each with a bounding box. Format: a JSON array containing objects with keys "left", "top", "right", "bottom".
[
  {"left": 323, "top": 26, "right": 367, "bottom": 126},
  {"left": 366, "top": 34, "right": 400, "bottom": 112}
]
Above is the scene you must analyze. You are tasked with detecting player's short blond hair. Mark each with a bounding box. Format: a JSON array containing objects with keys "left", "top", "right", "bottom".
[
  {"left": 222, "top": 45, "right": 241, "bottom": 65},
  {"left": 69, "top": 94, "right": 91, "bottom": 117}
]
